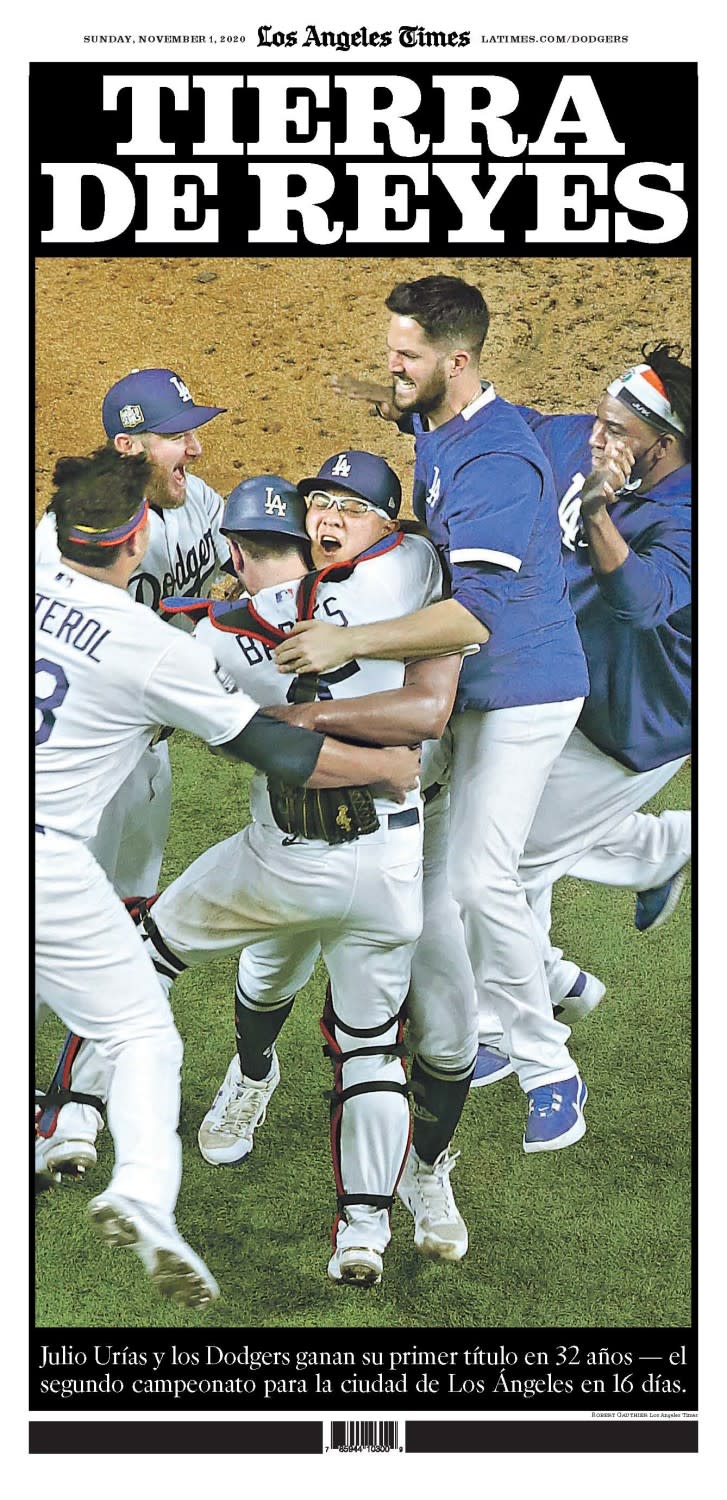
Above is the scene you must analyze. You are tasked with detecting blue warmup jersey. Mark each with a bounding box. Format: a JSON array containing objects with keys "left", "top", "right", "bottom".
[
  {"left": 408, "top": 387, "right": 588, "bottom": 712},
  {"left": 517, "top": 408, "right": 692, "bottom": 772}
]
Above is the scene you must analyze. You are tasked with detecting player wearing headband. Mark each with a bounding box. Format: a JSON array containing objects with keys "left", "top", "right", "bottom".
[{"left": 466, "top": 344, "right": 692, "bottom": 1070}]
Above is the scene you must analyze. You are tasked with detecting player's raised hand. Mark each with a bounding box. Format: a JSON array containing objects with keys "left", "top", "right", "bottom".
[
  {"left": 330, "top": 374, "right": 401, "bottom": 420},
  {"left": 372, "top": 745, "right": 421, "bottom": 804},
  {"left": 274, "top": 620, "right": 352, "bottom": 674},
  {"left": 581, "top": 438, "right": 636, "bottom": 516}
]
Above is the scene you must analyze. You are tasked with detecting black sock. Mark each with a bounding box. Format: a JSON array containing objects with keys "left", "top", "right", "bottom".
[
  {"left": 411, "top": 1053, "right": 476, "bottom": 1164},
  {"left": 235, "top": 981, "right": 295, "bottom": 1081}
]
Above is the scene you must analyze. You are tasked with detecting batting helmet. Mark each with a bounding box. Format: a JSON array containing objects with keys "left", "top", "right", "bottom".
[
  {"left": 299, "top": 451, "right": 402, "bottom": 520},
  {"left": 221, "top": 475, "right": 309, "bottom": 540}
]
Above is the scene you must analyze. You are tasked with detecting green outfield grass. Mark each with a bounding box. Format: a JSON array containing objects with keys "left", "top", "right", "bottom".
[{"left": 35, "top": 741, "right": 692, "bottom": 1330}]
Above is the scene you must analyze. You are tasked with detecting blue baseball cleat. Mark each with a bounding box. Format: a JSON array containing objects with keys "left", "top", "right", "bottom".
[
  {"left": 635, "top": 866, "right": 689, "bottom": 933},
  {"left": 469, "top": 1045, "right": 514, "bottom": 1089},
  {"left": 523, "top": 1073, "right": 588, "bottom": 1154}
]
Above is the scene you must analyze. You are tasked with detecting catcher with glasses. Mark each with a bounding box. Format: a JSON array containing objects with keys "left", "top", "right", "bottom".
[{"left": 139, "top": 453, "right": 460, "bottom": 1288}]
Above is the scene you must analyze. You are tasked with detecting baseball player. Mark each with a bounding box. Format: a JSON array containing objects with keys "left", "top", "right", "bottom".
[
  {"left": 36, "top": 366, "right": 233, "bottom": 1178},
  {"left": 506, "top": 344, "right": 692, "bottom": 1027},
  {"left": 138, "top": 455, "right": 456, "bottom": 1285},
  {"left": 332, "top": 342, "right": 692, "bottom": 1093},
  {"left": 35, "top": 446, "right": 415, "bottom": 1303},
  {"left": 276, "top": 275, "right": 591, "bottom": 1154}
]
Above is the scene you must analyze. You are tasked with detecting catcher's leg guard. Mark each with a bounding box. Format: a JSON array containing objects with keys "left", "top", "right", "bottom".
[
  {"left": 36, "top": 1033, "right": 106, "bottom": 1178},
  {"left": 321, "top": 987, "right": 410, "bottom": 1257},
  {"left": 139, "top": 903, "right": 188, "bottom": 994},
  {"left": 123, "top": 892, "right": 160, "bottom": 927},
  {"left": 36, "top": 1032, "right": 106, "bottom": 1138}
]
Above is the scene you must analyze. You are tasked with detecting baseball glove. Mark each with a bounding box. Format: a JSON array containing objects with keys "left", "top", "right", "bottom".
[{"left": 267, "top": 780, "right": 380, "bottom": 844}]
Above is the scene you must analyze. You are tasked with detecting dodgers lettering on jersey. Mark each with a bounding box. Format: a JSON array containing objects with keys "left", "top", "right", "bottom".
[
  {"left": 195, "top": 531, "right": 443, "bottom": 824},
  {"left": 408, "top": 386, "right": 588, "bottom": 712},
  {"left": 35, "top": 473, "right": 230, "bottom": 630},
  {"left": 35, "top": 562, "right": 256, "bottom": 840},
  {"left": 516, "top": 407, "right": 692, "bottom": 771}
]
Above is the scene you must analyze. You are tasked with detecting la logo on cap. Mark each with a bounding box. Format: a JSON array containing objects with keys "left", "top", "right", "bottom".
[
  {"left": 120, "top": 404, "right": 144, "bottom": 429},
  {"left": 169, "top": 375, "right": 192, "bottom": 403},
  {"left": 265, "top": 488, "right": 287, "bottom": 516}
]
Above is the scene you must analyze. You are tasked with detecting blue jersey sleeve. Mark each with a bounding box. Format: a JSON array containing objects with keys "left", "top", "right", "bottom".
[
  {"left": 594, "top": 519, "right": 691, "bottom": 629},
  {"left": 447, "top": 453, "right": 543, "bottom": 570},
  {"left": 445, "top": 453, "right": 544, "bottom": 631}
]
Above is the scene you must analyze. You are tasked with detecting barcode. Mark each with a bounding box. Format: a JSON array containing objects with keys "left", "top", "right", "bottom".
[{"left": 330, "top": 1420, "right": 400, "bottom": 1452}]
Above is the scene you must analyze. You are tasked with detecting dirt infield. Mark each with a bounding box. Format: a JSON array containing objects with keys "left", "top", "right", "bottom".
[{"left": 35, "top": 255, "right": 690, "bottom": 518}]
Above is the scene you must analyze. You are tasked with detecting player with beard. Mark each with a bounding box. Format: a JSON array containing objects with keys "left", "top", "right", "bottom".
[{"left": 35, "top": 368, "right": 233, "bottom": 1180}]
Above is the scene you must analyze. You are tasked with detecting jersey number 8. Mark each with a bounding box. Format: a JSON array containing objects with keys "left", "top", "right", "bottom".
[{"left": 35, "top": 659, "right": 69, "bottom": 745}]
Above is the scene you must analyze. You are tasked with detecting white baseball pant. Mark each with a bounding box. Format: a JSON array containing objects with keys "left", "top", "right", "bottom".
[
  {"left": 90, "top": 741, "right": 172, "bottom": 899},
  {"left": 448, "top": 699, "right": 584, "bottom": 1092},
  {"left": 517, "top": 729, "right": 690, "bottom": 1006},
  {"left": 149, "top": 814, "right": 423, "bottom": 1254},
  {"left": 35, "top": 828, "right": 183, "bottom": 1216},
  {"left": 408, "top": 788, "right": 479, "bottom": 1073}
]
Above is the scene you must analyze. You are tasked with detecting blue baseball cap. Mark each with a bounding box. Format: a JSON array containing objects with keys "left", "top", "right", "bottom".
[
  {"left": 299, "top": 451, "right": 402, "bottom": 520},
  {"left": 102, "top": 368, "right": 226, "bottom": 438},
  {"left": 222, "top": 476, "right": 309, "bottom": 540}
]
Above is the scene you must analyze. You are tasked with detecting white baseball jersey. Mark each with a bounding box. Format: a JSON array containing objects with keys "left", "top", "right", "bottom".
[
  {"left": 36, "top": 473, "right": 230, "bottom": 630},
  {"left": 35, "top": 560, "right": 257, "bottom": 841},
  {"left": 194, "top": 531, "right": 443, "bottom": 821}
]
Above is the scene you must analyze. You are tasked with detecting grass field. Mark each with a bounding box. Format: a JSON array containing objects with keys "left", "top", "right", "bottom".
[{"left": 35, "top": 743, "right": 691, "bottom": 1331}]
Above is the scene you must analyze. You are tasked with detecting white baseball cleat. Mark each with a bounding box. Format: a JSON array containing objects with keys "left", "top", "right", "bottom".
[
  {"left": 327, "top": 1209, "right": 386, "bottom": 1287},
  {"left": 397, "top": 1145, "right": 468, "bottom": 1261},
  {"left": 198, "top": 1051, "right": 280, "bottom": 1165},
  {"left": 327, "top": 1244, "right": 384, "bottom": 1287},
  {"left": 88, "top": 1191, "right": 220, "bottom": 1310},
  {"left": 554, "top": 971, "right": 606, "bottom": 1027},
  {"left": 35, "top": 1100, "right": 103, "bottom": 1180},
  {"left": 35, "top": 1132, "right": 98, "bottom": 1180}
]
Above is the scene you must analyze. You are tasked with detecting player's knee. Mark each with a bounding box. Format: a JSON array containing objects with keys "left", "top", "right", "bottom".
[{"left": 448, "top": 858, "right": 518, "bottom": 913}]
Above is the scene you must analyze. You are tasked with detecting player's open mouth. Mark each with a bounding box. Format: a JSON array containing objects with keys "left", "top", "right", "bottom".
[{"left": 319, "top": 535, "right": 342, "bottom": 553}]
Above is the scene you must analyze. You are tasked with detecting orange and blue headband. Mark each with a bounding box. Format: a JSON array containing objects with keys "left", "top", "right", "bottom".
[
  {"left": 607, "top": 364, "right": 687, "bottom": 437},
  {"left": 65, "top": 498, "right": 149, "bottom": 548}
]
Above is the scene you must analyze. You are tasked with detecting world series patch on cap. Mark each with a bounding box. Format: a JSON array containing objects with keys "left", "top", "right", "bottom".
[{"left": 102, "top": 368, "right": 226, "bottom": 437}]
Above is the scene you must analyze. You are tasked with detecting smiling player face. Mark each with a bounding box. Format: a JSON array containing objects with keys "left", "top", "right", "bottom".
[
  {"left": 126, "top": 429, "right": 204, "bottom": 509},
  {"left": 386, "top": 313, "right": 451, "bottom": 415},
  {"left": 305, "top": 495, "right": 394, "bottom": 567}
]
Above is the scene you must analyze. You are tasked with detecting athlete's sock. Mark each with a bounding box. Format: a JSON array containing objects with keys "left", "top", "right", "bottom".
[
  {"left": 235, "top": 980, "right": 296, "bottom": 1081},
  {"left": 411, "top": 1053, "right": 477, "bottom": 1164}
]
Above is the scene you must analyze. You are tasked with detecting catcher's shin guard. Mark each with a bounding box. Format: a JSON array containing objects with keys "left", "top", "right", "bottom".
[
  {"left": 321, "top": 987, "right": 411, "bottom": 1254},
  {"left": 139, "top": 903, "right": 187, "bottom": 992},
  {"left": 123, "top": 892, "right": 160, "bottom": 927},
  {"left": 36, "top": 1032, "right": 106, "bottom": 1141}
]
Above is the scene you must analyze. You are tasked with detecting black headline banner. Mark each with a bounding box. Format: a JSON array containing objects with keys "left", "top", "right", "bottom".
[{"left": 30, "top": 62, "right": 697, "bottom": 254}]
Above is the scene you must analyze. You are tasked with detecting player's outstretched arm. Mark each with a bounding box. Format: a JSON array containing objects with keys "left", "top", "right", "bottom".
[
  {"left": 274, "top": 599, "right": 489, "bottom": 675},
  {"left": 330, "top": 374, "right": 402, "bottom": 421},
  {"left": 216, "top": 711, "right": 419, "bottom": 802},
  {"left": 265, "top": 655, "right": 461, "bottom": 746}
]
